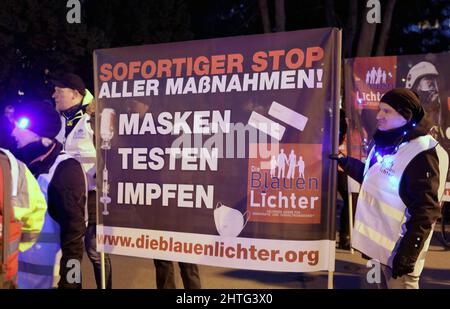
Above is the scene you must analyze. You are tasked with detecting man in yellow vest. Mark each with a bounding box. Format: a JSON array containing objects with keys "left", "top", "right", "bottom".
[
  {"left": 9, "top": 101, "right": 86, "bottom": 289},
  {"left": 0, "top": 115, "right": 47, "bottom": 287},
  {"left": 331, "top": 88, "right": 448, "bottom": 288}
]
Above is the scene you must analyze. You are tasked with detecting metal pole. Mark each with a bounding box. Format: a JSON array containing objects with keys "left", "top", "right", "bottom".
[
  {"left": 101, "top": 251, "right": 106, "bottom": 289},
  {"left": 347, "top": 185, "right": 354, "bottom": 254},
  {"left": 327, "top": 29, "right": 340, "bottom": 291},
  {"left": 327, "top": 271, "right": 334, "bottom": 289}
]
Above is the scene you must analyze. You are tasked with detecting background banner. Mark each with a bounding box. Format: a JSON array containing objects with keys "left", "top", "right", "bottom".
[
  {"left": 344, "top": 52, "right": 450, "bottom": 197},
  {"left": 94, "top": 28, "right": 341, "bottom": 272}
]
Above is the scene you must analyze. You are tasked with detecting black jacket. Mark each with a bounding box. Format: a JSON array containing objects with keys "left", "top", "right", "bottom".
[
  {"left": 340, "top": 114, "right": 443, "bottom": 264},
  {"left": 28, "top": 142, "right": 86, "bottom": 227},
  {"left": 27, "top": 141, "right": 86, "bottom": 288}
]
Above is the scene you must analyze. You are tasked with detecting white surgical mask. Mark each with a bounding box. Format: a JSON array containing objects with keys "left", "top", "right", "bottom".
[{"left": 213, "top": 202, "right": 249, "bottom": 237}]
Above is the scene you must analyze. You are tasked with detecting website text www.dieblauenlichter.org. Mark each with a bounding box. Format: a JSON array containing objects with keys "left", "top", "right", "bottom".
[{"left": 98, "top": 233, "right": 320, "bottom": 265}]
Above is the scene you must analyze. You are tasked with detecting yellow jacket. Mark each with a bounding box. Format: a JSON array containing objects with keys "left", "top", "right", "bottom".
[{"left": 1, "top": 149, "right": 47, "bottom": 252}]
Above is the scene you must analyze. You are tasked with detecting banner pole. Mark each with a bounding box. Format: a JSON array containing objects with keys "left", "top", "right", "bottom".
[
  {"left": 327, "top": 28, "right": 341, "bottom": 291},
  {"left": 347, "top": 186, "right": 354, "bottom": 255},
  {"left": 101, "top": 251, "right": 106, "bottom": 289},
  {"left": 327, "top": 271, "right": 334, "bottom": 289}
]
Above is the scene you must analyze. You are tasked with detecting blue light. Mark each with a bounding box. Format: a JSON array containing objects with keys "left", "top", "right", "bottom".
[
  {"left": 412, "top": 123, "right": 416, "bottom": 127},
  {"left": 17, "top": 117, "right": 30, "bottom": 129}
]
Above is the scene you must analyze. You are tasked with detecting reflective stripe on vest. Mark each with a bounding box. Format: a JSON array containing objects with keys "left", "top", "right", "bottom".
[
  {"left": 58, "top": 114, "right": 96, "bottom": 191},
  {"left": 1, "top": 149, "right": 33, "bottom": 212},
  {"left": 1, "top": 150, "right": 23, "bottom": 282},
  {"left": 1, "top": 148, "right": 19, "bottom": 197},
  {"left": 18, "top": 261, "right": 54, "bottom": 276},
  {"left": 21, "top": 232, "right": 59, "bottom": 244},
  {"left": 0, "top": 224, "right": 21, "bottom": 282},
  {"left": 13, "top": 162, "right": 30, "bottom": 210},
  {"left": 353, "top": 135, "right": 448, "bottom": 277},
  {"left": 0, "top": 222, "right": 21, "bottom": 281},
  {"left": 0, "top": 237, "right": 20, "bottom": 256},
  {"left": 18, "top": 154, "right": 72, "bottom": 289}
]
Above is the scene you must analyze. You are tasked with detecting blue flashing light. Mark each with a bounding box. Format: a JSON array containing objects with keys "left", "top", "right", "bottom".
[{"left": 17, "top": 117, "right": 30, "bottom": 129}]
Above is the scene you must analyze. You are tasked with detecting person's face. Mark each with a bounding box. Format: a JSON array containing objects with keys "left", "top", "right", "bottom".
[
  {"left": 417, "top": 76, "right": 438, "bottom": 92},
  {"left": 416, "top": 76, "right": 439, "bottom": 105},
  {"left": 52, "top": 86, "right": 78, "bottom": 112},
  {"left": 4, "top": 105, "right": 14, "bottom": 122},
  {"left": 376, "top": 102, "right": 408, "bottom": 131},
  {"left": 11, "top": 127, "right": 40, "bottom": 148}
]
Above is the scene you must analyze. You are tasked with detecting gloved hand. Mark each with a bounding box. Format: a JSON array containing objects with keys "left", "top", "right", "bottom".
[
  {"left": 328, "top": 152, "right": 348, "bottom": 166},
  {"left": 392, "top": 254, "right": 415, "bottom": 279}
]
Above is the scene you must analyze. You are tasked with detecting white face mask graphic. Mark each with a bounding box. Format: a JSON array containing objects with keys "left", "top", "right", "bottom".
[{"left": 214, "top": 202, "right": 249, "bottom": 237}]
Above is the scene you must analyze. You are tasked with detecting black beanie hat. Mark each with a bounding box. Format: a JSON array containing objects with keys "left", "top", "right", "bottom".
[
  {"left": 14, "top": 100, "right": 62, "bottom": 139},
  {"left": 50, "top": 73, "right": 86, "bottom": 96},
  {"left": 380, "top": 88, "right": 424, "bottom": 122}
]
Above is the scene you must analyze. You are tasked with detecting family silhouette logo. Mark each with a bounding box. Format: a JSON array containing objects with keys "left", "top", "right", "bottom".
[
  {"left": 269, "top": 149, "right": 305, "bottom": 180},
  {"left": 247, "top": 143, "right": 322, "bottom": 225},
  {"left": 365, "top": 66, "right": 392, "bottom": 86}
]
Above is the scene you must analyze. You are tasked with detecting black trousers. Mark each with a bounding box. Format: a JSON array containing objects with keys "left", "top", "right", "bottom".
[
  {"left": 55, "top": 203, "right": 86, "bottom": 289},
  {"left": 337, "top": 170, "right": 350, "bottom": 239},
  {"left": 153, "top": 260, "right": 201, "bottom": 289}
]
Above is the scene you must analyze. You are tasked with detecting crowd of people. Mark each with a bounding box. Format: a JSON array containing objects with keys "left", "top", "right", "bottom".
[
  {"left": 0, "top": 72, "right": 202, "bottom": 289},
  {"left": 1, "top": 73, "right": 112, "bottom": 289},
  {"left": 0, "top": 71, "right": 447, "bottom": 289}
]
